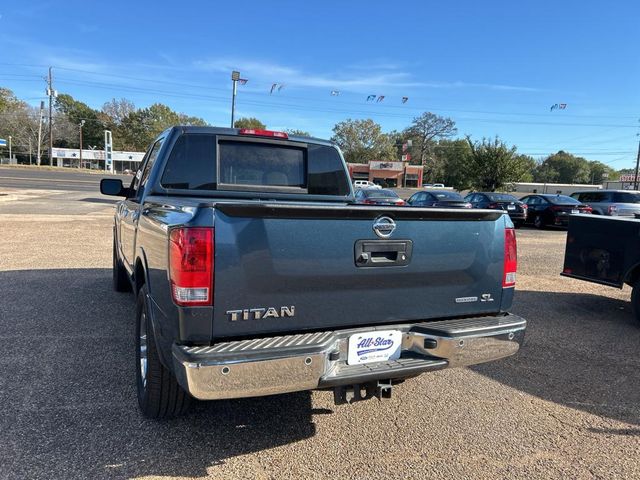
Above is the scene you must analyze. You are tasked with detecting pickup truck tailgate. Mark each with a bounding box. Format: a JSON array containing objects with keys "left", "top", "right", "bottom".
[{"left": 212, "top": 203, "right": 506, "bottom": 338}]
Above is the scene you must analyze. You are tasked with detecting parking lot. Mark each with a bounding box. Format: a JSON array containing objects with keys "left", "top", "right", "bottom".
[{"left": 1, "top": 172, "right": 639, "bottom": 479}]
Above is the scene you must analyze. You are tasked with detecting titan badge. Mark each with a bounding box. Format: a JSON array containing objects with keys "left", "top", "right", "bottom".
[{"left": 227, "top": 306, "right": 295, "bottom": 321}]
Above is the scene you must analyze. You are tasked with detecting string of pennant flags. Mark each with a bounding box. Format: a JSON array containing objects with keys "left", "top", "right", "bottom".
[
  {"left": 234, "top": 76, "right": 569, "bottom": 112},
  {"left": 234, "top": 78, "right": 411, "bottom": 103}
]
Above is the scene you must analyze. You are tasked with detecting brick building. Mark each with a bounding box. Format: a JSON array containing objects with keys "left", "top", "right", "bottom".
[{"left": 347, "top": 161, "right": 424, "bottom": 188}]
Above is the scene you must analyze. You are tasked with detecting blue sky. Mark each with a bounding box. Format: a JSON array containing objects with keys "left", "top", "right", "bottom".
[{"left": 1, "top": 0, "right": 639, "bottom": 167}]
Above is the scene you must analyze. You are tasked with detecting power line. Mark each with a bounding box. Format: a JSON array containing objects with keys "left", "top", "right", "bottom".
[
  {"left": 47, "top": 78, "right": 640, "bottom": 129},
  {"left": 3, "top": 61, "right": 639, "bottom": 113},
  {"left": 3, "top": 62, "right": 626, "bottom": 121},
  {"left": 48, "top": 68, "right": 639, "bottom": 121}
]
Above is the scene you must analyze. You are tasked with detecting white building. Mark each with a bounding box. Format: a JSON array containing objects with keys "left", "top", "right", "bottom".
[
  {"left": 509, "top": 182, "right": 602, "bottom": 195},
  {"left": 52, "top": 148, "right": 145, "bottom": 173}
]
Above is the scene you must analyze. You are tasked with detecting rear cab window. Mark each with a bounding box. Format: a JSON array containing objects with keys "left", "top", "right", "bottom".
[{"left": 160, "top": 133, "right": 350, "bottom": 197}]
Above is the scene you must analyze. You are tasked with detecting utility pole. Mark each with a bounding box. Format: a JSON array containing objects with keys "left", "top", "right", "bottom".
[
  {"left": 29, "top": 137, "right": 32, "bottom": 165},
  {"left": 47, "top": 67, "right": 54, "bottom": 166},
  {"left": 78, "top": 120, "right": 85, "bottom": 169},
  {"left": 634, "top": 139, "right": 640, "bottom": 190},
  {"left": 8, "top": 136, "right": 11, "bottom": 163},
  {"left": 230, "top": 70, "right": 240, "bottom": 128},
  {"left": 37, "top": 100, "right": 44, "bottom": 166}
]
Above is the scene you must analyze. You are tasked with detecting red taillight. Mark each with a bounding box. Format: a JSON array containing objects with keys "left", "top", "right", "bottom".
[
  {"left": 238, "top": 128, "right": 288, "bottom": 139},
  {"left": 503, "top": 228, "right": 517, "bottom": 288},
  {"left": 550, "top": 205, "right": 563, "bottom": 212},
  {"left": 464, "top": 203, "right": 473, "bottom": 208},
  {"left": 363, "top": 199, "right": 377, "bottom": 204},
  {"left": 169, "top": 227, "right": 214, "bottom": 306},
  {"left": 396, "top": 199, "right": 406, "bottom": 205},
  {"left": 521, "top": 203, "right": 528, "bottom": 210},
  {"left": 487, "top": 202, "right": 500, "bottom": 209}
]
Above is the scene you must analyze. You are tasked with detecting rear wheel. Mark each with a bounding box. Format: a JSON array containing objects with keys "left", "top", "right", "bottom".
[
  {"left": 136, "top": 285, "right": 191, "bottom": 419},
  {"left": 113, "top": 238, "right": 131, "bottom": 292},
  {"left": 631, "top": 283, "right": 640, "bottom": 325}
]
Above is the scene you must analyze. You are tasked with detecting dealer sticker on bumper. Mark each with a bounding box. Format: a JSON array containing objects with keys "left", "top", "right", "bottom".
[{"left": 347, "top": 330, "right": 402, "bottom": 365}]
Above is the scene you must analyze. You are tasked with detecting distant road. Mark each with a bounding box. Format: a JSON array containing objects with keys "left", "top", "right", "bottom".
[{"left": 0, "top": 167, "right": 130, "bottom": 192}]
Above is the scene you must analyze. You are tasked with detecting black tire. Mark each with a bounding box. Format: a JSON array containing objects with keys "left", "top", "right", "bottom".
[
  {"left": 632, "top": 283, "right": 640, "bottom": 325},
  {"left": 514, "top": 221, "right": 523, "bottom": 229},
  {"left": 113, "top": 238, "right": 132, "bottom": 292},
  {"left": 136, "top": 286, "right": 191, "bottom": 419},
  {"left": 533, "top": 214, "right": 545, "bottom": 229}
]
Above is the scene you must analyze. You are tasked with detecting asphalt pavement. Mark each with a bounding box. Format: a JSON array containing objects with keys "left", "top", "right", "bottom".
[{"left": 0, "top": 171, "right": 639, "bottom": 479}]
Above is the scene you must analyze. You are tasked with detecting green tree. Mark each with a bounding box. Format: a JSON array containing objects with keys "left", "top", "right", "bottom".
[
  {"left": 587, "top": 160, "right": 616, "bottom": 184},
  {"left": 55, "top": 93, "right": 106, "bottom": 148},
  {"left": 533, "top": 151, "right": 590, "bottom": 184},
  {"left": 234, "top": 117, "right": 266, "bottom": 129},
  {"left": 330, "top": 118, "right": 395, "bottom": 163},
  {"left": 432, "top": 139, "right": 473, "bottom": 190},
  {"left": 403, "top": 112, "right": 457, "bottom": 169},
  {"left": 466, "top": 136, "right": 531, "bottom": 191},
  {"left": 117, "top": 103, "right": 207, "bottom": 151}
]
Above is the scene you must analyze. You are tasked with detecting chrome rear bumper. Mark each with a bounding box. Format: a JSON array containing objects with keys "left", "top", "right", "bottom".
[{"left": 172, "top": 314, "right": 526, "bottom": 400}]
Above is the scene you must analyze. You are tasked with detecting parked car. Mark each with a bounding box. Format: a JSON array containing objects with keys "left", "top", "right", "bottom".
[
  {"left": 569, "top": 190, "right": 640, "bottom": 217},
  {"left": 423, "top": 183, "right": 445, "bottom": 188},
  {"left": 562, "top": 214, "right": 640, "bottom": 324},
  {"left": 464, "top": 192, "right": 528, "bottom": 228},
  {"left": 520, "top": 194, "right": 592, "bottom": 228},
  {"left": 354, "top": 188, "right": 406, "bottom": 206},
  {"left": 407, "top": 190, "right": 472, "bottom": 208},
  {"left": 100, "top": 125, "right": 526, "bottom": 418},
  {"left": 353, "top": 180, "right": 381, "bottom": 190}
]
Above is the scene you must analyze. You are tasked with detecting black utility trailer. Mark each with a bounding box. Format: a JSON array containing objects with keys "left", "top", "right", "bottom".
[{"left": 562, "top": 214, "right": 640, "bottom": 323}]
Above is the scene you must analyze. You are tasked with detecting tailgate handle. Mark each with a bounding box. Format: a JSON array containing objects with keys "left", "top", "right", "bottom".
[{"left": 355, "top": 240, "right": 412, "bottom": 267}]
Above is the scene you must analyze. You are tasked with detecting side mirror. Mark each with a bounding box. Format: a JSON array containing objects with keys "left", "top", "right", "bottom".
[{"left": 100, "top": 178, "right": 128, "bottom": 197}]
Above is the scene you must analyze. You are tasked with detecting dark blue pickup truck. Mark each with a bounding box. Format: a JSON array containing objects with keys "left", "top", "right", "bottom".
[{"left": 101, "top": 126, "right": 526, "bottom": 419}]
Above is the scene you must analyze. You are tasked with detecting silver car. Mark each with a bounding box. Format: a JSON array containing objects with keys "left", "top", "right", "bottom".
[{"left": 570, "top": 190, "right": 640, "bottom": 216}]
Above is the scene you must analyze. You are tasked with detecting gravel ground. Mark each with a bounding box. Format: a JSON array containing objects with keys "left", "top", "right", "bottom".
[{"left": 0, "top": 190, "right": 638, "bottom": 480}]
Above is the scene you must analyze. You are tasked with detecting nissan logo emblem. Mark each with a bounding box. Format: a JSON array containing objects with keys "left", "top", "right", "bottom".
[{"left": 372, "top": 216, "right": 396, "bottom": 238}]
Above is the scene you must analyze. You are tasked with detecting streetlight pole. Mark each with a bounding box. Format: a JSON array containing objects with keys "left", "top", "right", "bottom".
[
  {"left": 8, "top": 136, "right": 11, "bottom": 163},
  {"left": 634, "top": 139, "right": 640, "bottom": 190},
  {"left": 230, "top": 70, "right": 240, "bottom": 128},
  {"left": 78, "top": 120, "right": 85, "bottom": 169}
]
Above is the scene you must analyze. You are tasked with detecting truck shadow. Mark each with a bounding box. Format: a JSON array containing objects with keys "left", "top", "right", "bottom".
[
  {"left": 472, "top": 289, "right": 640, "bottom": 428},
  {"left": 0, "top": 268, "right": 315, "bottom": 479}
]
